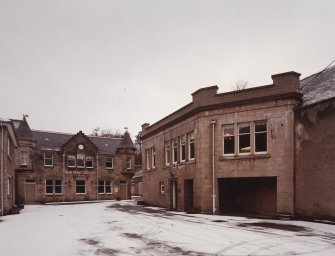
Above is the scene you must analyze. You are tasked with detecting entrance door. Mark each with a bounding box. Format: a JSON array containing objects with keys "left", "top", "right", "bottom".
[
  {"left": 119, "top": 181, "right": 128, "bottom": 200},
  {"left": 25, "top": 179, "right": 36, "bottom": 202},
  {"left": 170, "top": 180, "right": 177, "bottom": 209},
  {"left": 184, "top": 180, "right": 194, "bottom": 211}
]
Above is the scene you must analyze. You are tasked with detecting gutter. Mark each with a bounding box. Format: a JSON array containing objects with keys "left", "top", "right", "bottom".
[
  {"left": 211, "top": 119, "right": 216, "bottom": 215},
  {"left": 1, "top": 121, "right": 4, "bottom": 216}
]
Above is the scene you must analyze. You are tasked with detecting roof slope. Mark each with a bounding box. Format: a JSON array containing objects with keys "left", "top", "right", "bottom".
[
  {"left": 300, "top": 66, "right": 335, "bottom": 107},
  {"left": 31, "top": 130, "right": 132, "bottom": 154},
  {"left": 11, "top": 119, "right": 33, "bottom": 140}
]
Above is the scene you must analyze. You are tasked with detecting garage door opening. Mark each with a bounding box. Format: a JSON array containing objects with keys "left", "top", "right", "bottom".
[{"left": 218, "top": 177, "right": 277, "bottom": 217}]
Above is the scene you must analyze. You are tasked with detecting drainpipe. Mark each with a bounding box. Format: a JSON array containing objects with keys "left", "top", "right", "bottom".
[
  {"left": 62, "top": 152, "right": 65, "bottom": 202},
  {"left": 211, "top": 119, "right": 216, "bottom": 215},
  {"left": 96, "top": 154, "right": 99, "bottom": 200},
  {"left": 1, "top": 121, "right": 3, "bottom": 216}
]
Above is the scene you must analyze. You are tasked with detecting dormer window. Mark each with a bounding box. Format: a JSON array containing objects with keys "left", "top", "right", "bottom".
[{"left": 67, "top": 155, "right": 76, "bottom": 168}]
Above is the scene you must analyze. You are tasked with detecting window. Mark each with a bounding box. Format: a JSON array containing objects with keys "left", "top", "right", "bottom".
[
  {"left": 238, "top": 123, "right": 251, "bottom": 154},
  {"left": 165, "top": 141, "right": 171, "bottom": 165},
  {"left": 76, "top": 180, "right": 86, "bottom": 194},
  {"left": 223, "top": 125, "right": 235, "bottom": 155},
  {"left": 7, "top": 138, "right": 10, "bottom": 158},
  {"left": 126, "top": 158, "right": 131, "bottom": 169},
  {"left": 188, "top": 132, "right": 195, "bottom": 160},
  {"left": 77, "top": 153, "right": 85, "bottom": 168},
  {"left": 98, "top": 180, "right": 112, "bottom": 194},
  {"left": 106, "top": 157, "right": 113, "bottom": 169},
  {"left": 21, "top": 151, "right": 29, "bottom": 166},
  {"left": 146, "top": 148, "right": 151, "bottom": 170},
  {"left": 7, "top": 178, "right": 11, "bottom": 196},
  {"left": 179, "top": 135, "right": 186, "bottom": 162},
  {"left": 255, "top": 121, "right": 267, "bottom": 153},
  {"left": 45, "top": 180, "right": 62, "bottom": 195},
  {"left": 86, "top": 156, "right": 93, "bottom": 168},
  {"left": 44, "top": 153, "right": 53, "bottom": 167},
  {"left": 151, "top": 147, "right": 156, "bottom": 168},
  {"left": 67, "top": 155, "right": 76, "bottom": 167},
  {"left": 172, "top": 139, "right": 178, "bottom": 164},
  {"left": 159, "top": 182, "right": 165, "bottom": 195}
]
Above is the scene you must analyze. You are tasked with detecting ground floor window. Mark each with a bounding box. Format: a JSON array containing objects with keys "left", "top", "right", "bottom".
[
  {"left": 45, "top": 180, "right": 62, "bottom": 195},
  {"left": 98, "top": 180, "right": 112, "bottom": 194},
  {"left": 76, "top": 180, "right": 86, "bottom": 194},
  {"left": 159, "top": 182, "right": 165, "bottom": 195}
]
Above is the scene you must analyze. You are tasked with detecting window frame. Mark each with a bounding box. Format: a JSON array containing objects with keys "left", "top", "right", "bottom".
[
  {"left": 67, "top": 155, "right": 76, "bottom": 168},
  {"left": 21, "top": 151, "right": 29, "bottom": 166},
  {"left": 106, "top": 156, "right": 113, "bottom": 169},
  {"left": 179, "top": 135, "right": 186, "bottom": 162},
  {"left": 159, "top": 181, "right": 165, "bottom": 195},
  {"left": 44, "top": 153, "right": 54, "bottom": 167},
  {"left": 45, "top": 179, "right": 63, "bottom": 195},
  {"left": 223, "top": 124, "right": 235, "bottom": 156},
  {"left": 76, "top": 153, "right": 85, "bottom": 168},
  {"left": 151, "top": 147, "right": 156, "bottom": 168},
  {"left": 98, "top": 180, "right": 112, "bottom": 194},
  {"left": 165, "top": 141, "right": 171, "bottom": 165},
  {"left": 126, "top": 158, "right": 132, "bottom": 170},
  {"left": 85, "top": 156, "right": 94, "bottom": 168},
  {"left": 146, "top": 148, "right": 151, "bottom": 170},
  {"left": 188, "top": 132, "right": 195, "bottom": 160},
  {"left": 254, "top": 121, "right": 268, "bottom": 154},
  {"left": 7, "top": 138, "right": 10, "bottom": 159},
  {"left": 238, "top": 123, "right": 251, "bottom": 155},
  {"left": 172, "top": 139, "right": 178, "bottom": 164},
  {"left": 75, "top": 180, "right": 86, "bottom": 194}
]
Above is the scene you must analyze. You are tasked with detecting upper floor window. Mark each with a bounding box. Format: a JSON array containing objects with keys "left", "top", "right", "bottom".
[
  {"left": 67, "top": 155, "right": 76, "bottom": 168},
  {"left": 238, "top": 123, "right": 251, "bottom": 154},
  {"left": 77, "top": 153, "right": 85, "bottom": 168},
  {"left": 126, "top": 158, "right": 131, "bottom": 169},
  {"left": 179, "top": 135, "right": 186, "bottom": 162},
  {"left": 151, "top": 147, "right": 156, "bottom": 168},
  {"left": 172, "top": 139, "right": 178, "bottom": 164},
  {"left": 21, "top": 151, "right": 29, "bottom": 166},
  {"left": 255, "top": 121, "right": 267, "bottom": 153},
  {"left": 106, "top": 157, "right": 113, "bottom": 169},
  {"left": 7, "top": 138, "right": 10, "bottom": 158},
  {"left": 44, "top": 153, "right": 53, "bottom": 167},
  {"left": 86, "top": 156, "right": 93, "bottom": 168},
  {"left": 223, "top": 124, "right": 235, "bottom": 155},
  {"left": 146, "top": 147, "right": 156, "bottom": 170},
  {"left": 146, "top": 148, "right": 151, "bottom": 170},
  {"left": 165, "top": 141, "right": 171, "bottom": 165},
  {"left": 188, "top": 132, "right": 195, "bottom": 160}
]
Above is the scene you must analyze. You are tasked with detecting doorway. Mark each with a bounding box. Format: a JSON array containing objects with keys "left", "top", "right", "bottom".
[
  {"left": 170, "top": 180, "right": 177, "bottom": 209},
  {"left": 184, "top": 179, "right": 194, "bottom": 211},
  {"left": 25, "top": 179, "right": 36, "bottom": 202}
]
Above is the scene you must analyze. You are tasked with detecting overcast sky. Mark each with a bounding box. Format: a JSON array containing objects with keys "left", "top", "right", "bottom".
[{"left": 1, "top": 0, "right": 334, "bottom": 138}]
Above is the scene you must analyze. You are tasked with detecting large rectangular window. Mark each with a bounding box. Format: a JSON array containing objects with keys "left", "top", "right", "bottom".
[
  {"left": 98, "top": 180, "right": 112, "bottom": 194},
  {"left": 165, "top": 141, "right": 171, "bottom": 165},
  {"left": 172, "top": 139, "right": 178, "bottom": 164},
  {"left": 45, "top": 180, "right": 62, "bottom": 195},
  {"left": 106, "top": 156, "right": 113, "bottom": 169},
  {"left": 255, "top": 121, "right": 267, "bottom": 153},
  {"left": 238, "top": 123, "right": 251, "bottom": 154},
  {"left": 223, "top": 125, "right": 235, "bottom": 155},
  {"left": 188, "top": 132, "right": 195, "bottom": 160},
  {"left": 67, "top": 155, "right": 76, "bottom": 167},
  {"left": 44, "top": 153, "right": 53, "bottom": 167},
  {"left": 76, "top": 180, "right": 86, "bottom": 194},
  {"left": 21, "top": 151, "right": 29, "bottom": 166},
  {"left": 77, "top": 153, "right": 85, "bottom": 168},
  {"left": 179, "top": 135, "right": 186, "bottom": 162},
  {"left": 86, "top": 156, "right": 93, "bottom": 168}
]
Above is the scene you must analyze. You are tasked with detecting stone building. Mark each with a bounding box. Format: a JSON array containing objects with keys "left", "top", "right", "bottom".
[
  {"left": 9, "top": 118, "right": 136, "bottom": 206},
  {"left": 295, "top": 66, "right": 335, "bottom": 220},
  {"left": 141, "top": 68, "right": 335, "bottom": 220},
  {"left": 0, "top": 119, "right": 18, "bottom": 215}
]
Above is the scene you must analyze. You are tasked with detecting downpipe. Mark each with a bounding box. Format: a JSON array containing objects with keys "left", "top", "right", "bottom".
[
  {"left": 1, "top": 121, "right": 4, "bottom": 216},
  {"left": 211, "top": 119, "right": 216, "bottom": 215}
]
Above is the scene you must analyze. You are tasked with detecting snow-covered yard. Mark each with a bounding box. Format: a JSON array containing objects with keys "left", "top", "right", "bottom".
[{"left": 0, "top": 200, "right": 335, "bottom": 256}]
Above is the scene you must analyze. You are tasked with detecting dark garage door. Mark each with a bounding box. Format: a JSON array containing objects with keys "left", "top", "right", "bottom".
[{"left": 218, "top": 177, "right": 277, "bottom": 217}]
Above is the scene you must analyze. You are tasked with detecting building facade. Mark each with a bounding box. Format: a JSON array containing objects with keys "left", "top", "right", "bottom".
[
  {"left": 0, "top": 119, "right": 18, "bottom": 215},
  {"left": 141, "top": 71, "right": 302, "bottom": 217}
]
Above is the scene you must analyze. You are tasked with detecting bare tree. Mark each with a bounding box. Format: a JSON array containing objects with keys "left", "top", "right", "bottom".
[
  {"left": 232, "top": 80, "right": 249, "bottom": 91},
  {"left": 90, "top": 127, "right": 123, "bottom": 138}
]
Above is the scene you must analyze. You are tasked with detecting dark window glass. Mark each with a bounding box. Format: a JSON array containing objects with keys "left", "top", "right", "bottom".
[
  {"left": 44, "top": 153, "right": 53, "bottom": 166},
  {"left": 224, "top": 125, "right": 235, "bottom": 154},
  {"left": 55, "top": 180, "right": 62, "bottom": 194},
  {"left": 255, "top": 122, "right": 267, "bottom": 152},
  {"left": 98, "top": 181, "right": 105, "bottom": 193},
  {"left": 86, "top": 156, "right": 93, "bottom": 168},
  {"left": 105, "top": 181, "right": 111, "bottom": 193},
  {"left": 239, "top": 123, "right": 250, "bottom": 154},
  {"left": 67, "top": 155, "right": 76, "bottom": 167},
  {"left": 106, "top": 157, "right": 113, "bottom": 169},
  {"left": 46, "top": 180, "right": 53, "bottom": 194},
  {"left": 76, "top": 180, "right": 86, "bottom": 194}
]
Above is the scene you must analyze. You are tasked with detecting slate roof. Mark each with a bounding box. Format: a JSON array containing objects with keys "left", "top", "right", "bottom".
[
  {"left": 117, "top": 131, "right": 136, "bottom": 150},
  {"left": 11, "top": 119, "right": 34, "bottom": 140},
  {"left": 31, "top": 130, "right": 131, "bottom": 154},
  {"left": 300, "top": 65, "right": 335, "bottom": 107}
]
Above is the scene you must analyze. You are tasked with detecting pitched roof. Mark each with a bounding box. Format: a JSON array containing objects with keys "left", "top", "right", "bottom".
[
  {"left": 300, "top": 65, "right": 335, "bottom": 107},
  {"left": 117, "top": 131, "right": 136, "bottom": 150},
  {"left": 31, "top": 130, "right": 132, "bottom": 154},
  {"left": 11, "top": 119, "right": 34, "bottom": 140}
]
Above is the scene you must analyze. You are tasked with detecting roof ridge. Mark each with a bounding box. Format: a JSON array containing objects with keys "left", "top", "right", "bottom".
[{"left": 31, "top": 129, "right": 74, "bottom": 136}]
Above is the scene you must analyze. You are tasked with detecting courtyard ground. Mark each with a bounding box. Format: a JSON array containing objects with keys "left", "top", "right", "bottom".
[{"left": 0, "top": 199, "right": 334, "bottom": 256}]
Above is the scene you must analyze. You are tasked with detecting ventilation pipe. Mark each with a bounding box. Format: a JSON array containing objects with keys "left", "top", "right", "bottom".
[{"left": 211, "top": 119, "right": 217, "bottom": 215}]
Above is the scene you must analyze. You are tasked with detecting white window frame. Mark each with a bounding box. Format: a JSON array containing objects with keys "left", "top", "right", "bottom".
[
  {"left": 7, "top": 177, "right": 11, "bottom": 196},
  {"left": 159, "top": 181, "right": 165, "bottom": 195},
  {"left": 106, "top": 156, "right": 113, "bottom": 169},
  {"left": 165, "top": 141, "right": 171, "bottom": 165},
  {"left": 44, "top": 153, "right": 53, "bottom": 167},
  {"left": 172, "top": 139, "right": 178, "bottom": 164},
  {"left": 21, "top": 151, "right": 29, "bottom": 166},
  {"left": 238, "top": 123, "right": 251, "bottom": 155},
  {"left": 75, "top": 180, "right": 86, "bottom": 194},
  {"left": 85, "top": 156, "right": 94, "bottom": 168},
  {"left": 254, "top": 121, "right": 268, "bottom": 154},
  {"left": 151, "top": 147, "right": 156, "bottom": 168},
  {"left": 45, "top": 179, "right": 63, "bottom": 195},
  {"left": 223, "top": 124, "right": 235, "bottom": 156},
  {"left": 188, "top": 132, "right": 195, "bottom": 160},
  {"left": 67, "top": 155, "right": 76, "bottom": 168},
  {"left": 98, "top": 180, "right": 112, "bottom": 194},
  {"left": 146, "top": 148, "right": 151, "bottom": 170},
  {"left": 77, "top": 153, "right": 85, "bottom": 168},
  {"left": 179, "top": 135, "right": 186, "bottom": 162},
  {"left": 126, "top": 158, "right": 131, "bottom": 170}
]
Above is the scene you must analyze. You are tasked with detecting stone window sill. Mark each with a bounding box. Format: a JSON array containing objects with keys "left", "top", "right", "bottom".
[{"left": 219, "top": 154, "right": 271, "bottom": 161}]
